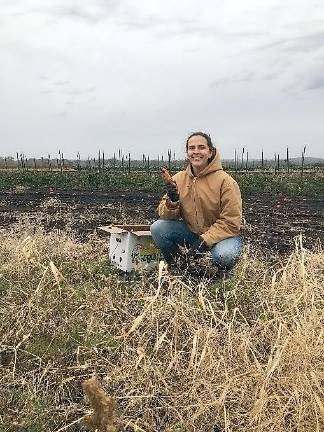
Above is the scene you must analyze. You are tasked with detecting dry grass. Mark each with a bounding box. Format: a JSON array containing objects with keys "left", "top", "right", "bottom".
[{"left": 0, "top": 223, "right": 323, "bottom": 431}]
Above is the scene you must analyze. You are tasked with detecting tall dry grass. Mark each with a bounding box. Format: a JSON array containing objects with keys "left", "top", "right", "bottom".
[{"left": 0, "top": 223, "right": 323, "bottom": 431}]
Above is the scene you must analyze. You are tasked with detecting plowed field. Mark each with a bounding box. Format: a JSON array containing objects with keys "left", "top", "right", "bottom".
[{"left": 0, "top": 190, "right": 323, "bottom": 259}]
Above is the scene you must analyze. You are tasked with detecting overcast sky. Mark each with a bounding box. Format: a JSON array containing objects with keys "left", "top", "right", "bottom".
[{"left": 1, "top": 0, "right": 324, "bottom": 160}]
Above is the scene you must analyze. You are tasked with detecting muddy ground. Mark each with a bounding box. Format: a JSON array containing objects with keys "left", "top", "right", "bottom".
[{"left": 0, "top": 190, "right": 323, "bottom": 259}]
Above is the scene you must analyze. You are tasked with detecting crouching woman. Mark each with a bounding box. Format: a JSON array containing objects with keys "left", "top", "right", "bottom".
[{"left": 150, "top": 132, "right": 243, "bottom": 271}]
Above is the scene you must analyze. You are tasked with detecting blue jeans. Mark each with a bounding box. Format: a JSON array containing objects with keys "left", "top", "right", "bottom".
[{"left": 150, "top": 219, "right": 242, "bottom": 270}]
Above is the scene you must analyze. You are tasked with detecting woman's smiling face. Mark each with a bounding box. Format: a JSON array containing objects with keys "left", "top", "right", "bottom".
[{"left": 186, "top": 135, "right": 213, "bottom": 175}]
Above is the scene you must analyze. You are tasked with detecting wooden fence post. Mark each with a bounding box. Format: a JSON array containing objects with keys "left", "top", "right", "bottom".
[
  {"left": 168, "top": 149, "right": 171, "bottom": 171},
  {"left": 274, "top": 154, "right": 277, "bottom": 174},
  {"left": 301, "top": 145, "right": 306, "bottom": 176},
  {"left": 234, "top": 149, "right": 238, "bottom": 172},
  {"left": 261, "top": 150, "right": 264, "bottom": 171}
]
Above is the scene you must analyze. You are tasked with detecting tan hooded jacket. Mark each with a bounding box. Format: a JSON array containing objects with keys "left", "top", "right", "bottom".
[{"left": 158, "top": 151, "right": 242, "bottom": 247}]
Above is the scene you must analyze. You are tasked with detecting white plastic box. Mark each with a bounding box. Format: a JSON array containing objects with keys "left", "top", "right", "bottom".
[{"left": 99, "top": 224, "right": 162, "bottom": 272}]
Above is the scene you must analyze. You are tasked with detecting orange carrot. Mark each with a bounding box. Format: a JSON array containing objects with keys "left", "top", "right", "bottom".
[{"left": 161, "top": 167, "right": 177, "bottom": 187}]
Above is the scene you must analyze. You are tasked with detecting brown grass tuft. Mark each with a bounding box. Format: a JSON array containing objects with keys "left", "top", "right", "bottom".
[{"left": 82, "top": 376, "right": 119, "bottom": 431}]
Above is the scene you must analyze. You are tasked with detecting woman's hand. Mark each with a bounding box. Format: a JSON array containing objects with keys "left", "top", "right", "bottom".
[
  {"left": 162, "top": 168, "right": 179, "bottom": 202},
  {"left": 188, "top": 236, "right": 209, "bottom": 259},
  {"left": 166, "top": 183, "right": 179, "bottom": 203}
]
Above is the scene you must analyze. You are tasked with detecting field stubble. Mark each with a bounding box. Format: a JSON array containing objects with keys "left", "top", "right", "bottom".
[{"left": 0, "top": 222, "right": 323, "bottom": 431}]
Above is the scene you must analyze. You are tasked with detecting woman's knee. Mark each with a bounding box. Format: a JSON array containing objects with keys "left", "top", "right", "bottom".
[
  {"left": 211, "top": 252, "right": 237, "bottom": 269},
  {"left": 150, "top": 219, "right": 161, "bottom": 236},
  {"left": 150, "top": 219, "right": 170, "bottom": 238},
  {"left": 210, "top": 236, "right": 242, "bottom": 269}
]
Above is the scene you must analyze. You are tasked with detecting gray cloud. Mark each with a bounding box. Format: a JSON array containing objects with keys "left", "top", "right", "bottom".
[
  {"left": 53, "top": 80, "right": 70, "bottom": 85},
  {"left": 210, "top": 72, "right": 255, "bottom": 88},
  {"left": 258, "top": 30, "right": 324, "bottom": 54},
  {"left": 1, "top": 1, "right": 324, "bottom": 158},
  {"left": 64, "top": 86, "right": 96, "bottom": 96},
  {"left": 49, "top": 5, "right": 104, "bottom": 24},
  {"left": 0, "top": 0, "right": 123, "bottom": 28},
  {"left": 39, "top": 0, "right": 124, "bottom": 25},
  {"left": 305, "top": 74, "right": 324, "bottom": 90},
  {"left": 119, "top": 16, "right": 202, "bottom": 34}
]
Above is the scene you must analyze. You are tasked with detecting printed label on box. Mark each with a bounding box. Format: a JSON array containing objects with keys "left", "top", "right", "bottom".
[{"left": 131, "top": 243, "right": 162, "bottom": 265}]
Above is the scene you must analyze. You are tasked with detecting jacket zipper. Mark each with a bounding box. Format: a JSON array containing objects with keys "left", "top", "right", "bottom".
[{"left": 192, "top": 177, "right": 200, "bottom": 229}]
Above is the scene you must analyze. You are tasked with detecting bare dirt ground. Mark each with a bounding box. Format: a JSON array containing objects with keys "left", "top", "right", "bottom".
[{"left": 0, "top": 190, "right": 323, "bottom": 259}]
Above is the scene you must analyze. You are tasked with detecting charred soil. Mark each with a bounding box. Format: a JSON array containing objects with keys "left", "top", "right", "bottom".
[{"left": 0, "top": 189, "right": 323, "bottom": 258}]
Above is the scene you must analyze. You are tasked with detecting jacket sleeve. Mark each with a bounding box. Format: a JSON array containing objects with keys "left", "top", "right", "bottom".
[
  {"left": 201, "top": 179, "right": 242, "bottom": 247},
  {"left": 158, "top": 195, "right": 181, "bottom": 220}
]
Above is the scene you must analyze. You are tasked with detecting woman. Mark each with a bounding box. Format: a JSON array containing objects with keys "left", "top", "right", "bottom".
[{"left": 150, "top": 132, "right": 242, "bottom": 270}]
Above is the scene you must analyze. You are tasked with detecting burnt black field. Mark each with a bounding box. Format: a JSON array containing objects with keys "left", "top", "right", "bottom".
[{"left": 0, "top": 189, "right": 323, "bottom": 258}]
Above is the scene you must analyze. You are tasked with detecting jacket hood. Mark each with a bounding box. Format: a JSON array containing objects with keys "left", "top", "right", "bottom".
[{"left": 186, "top": 148, "right": 223, "bottom": 177}]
